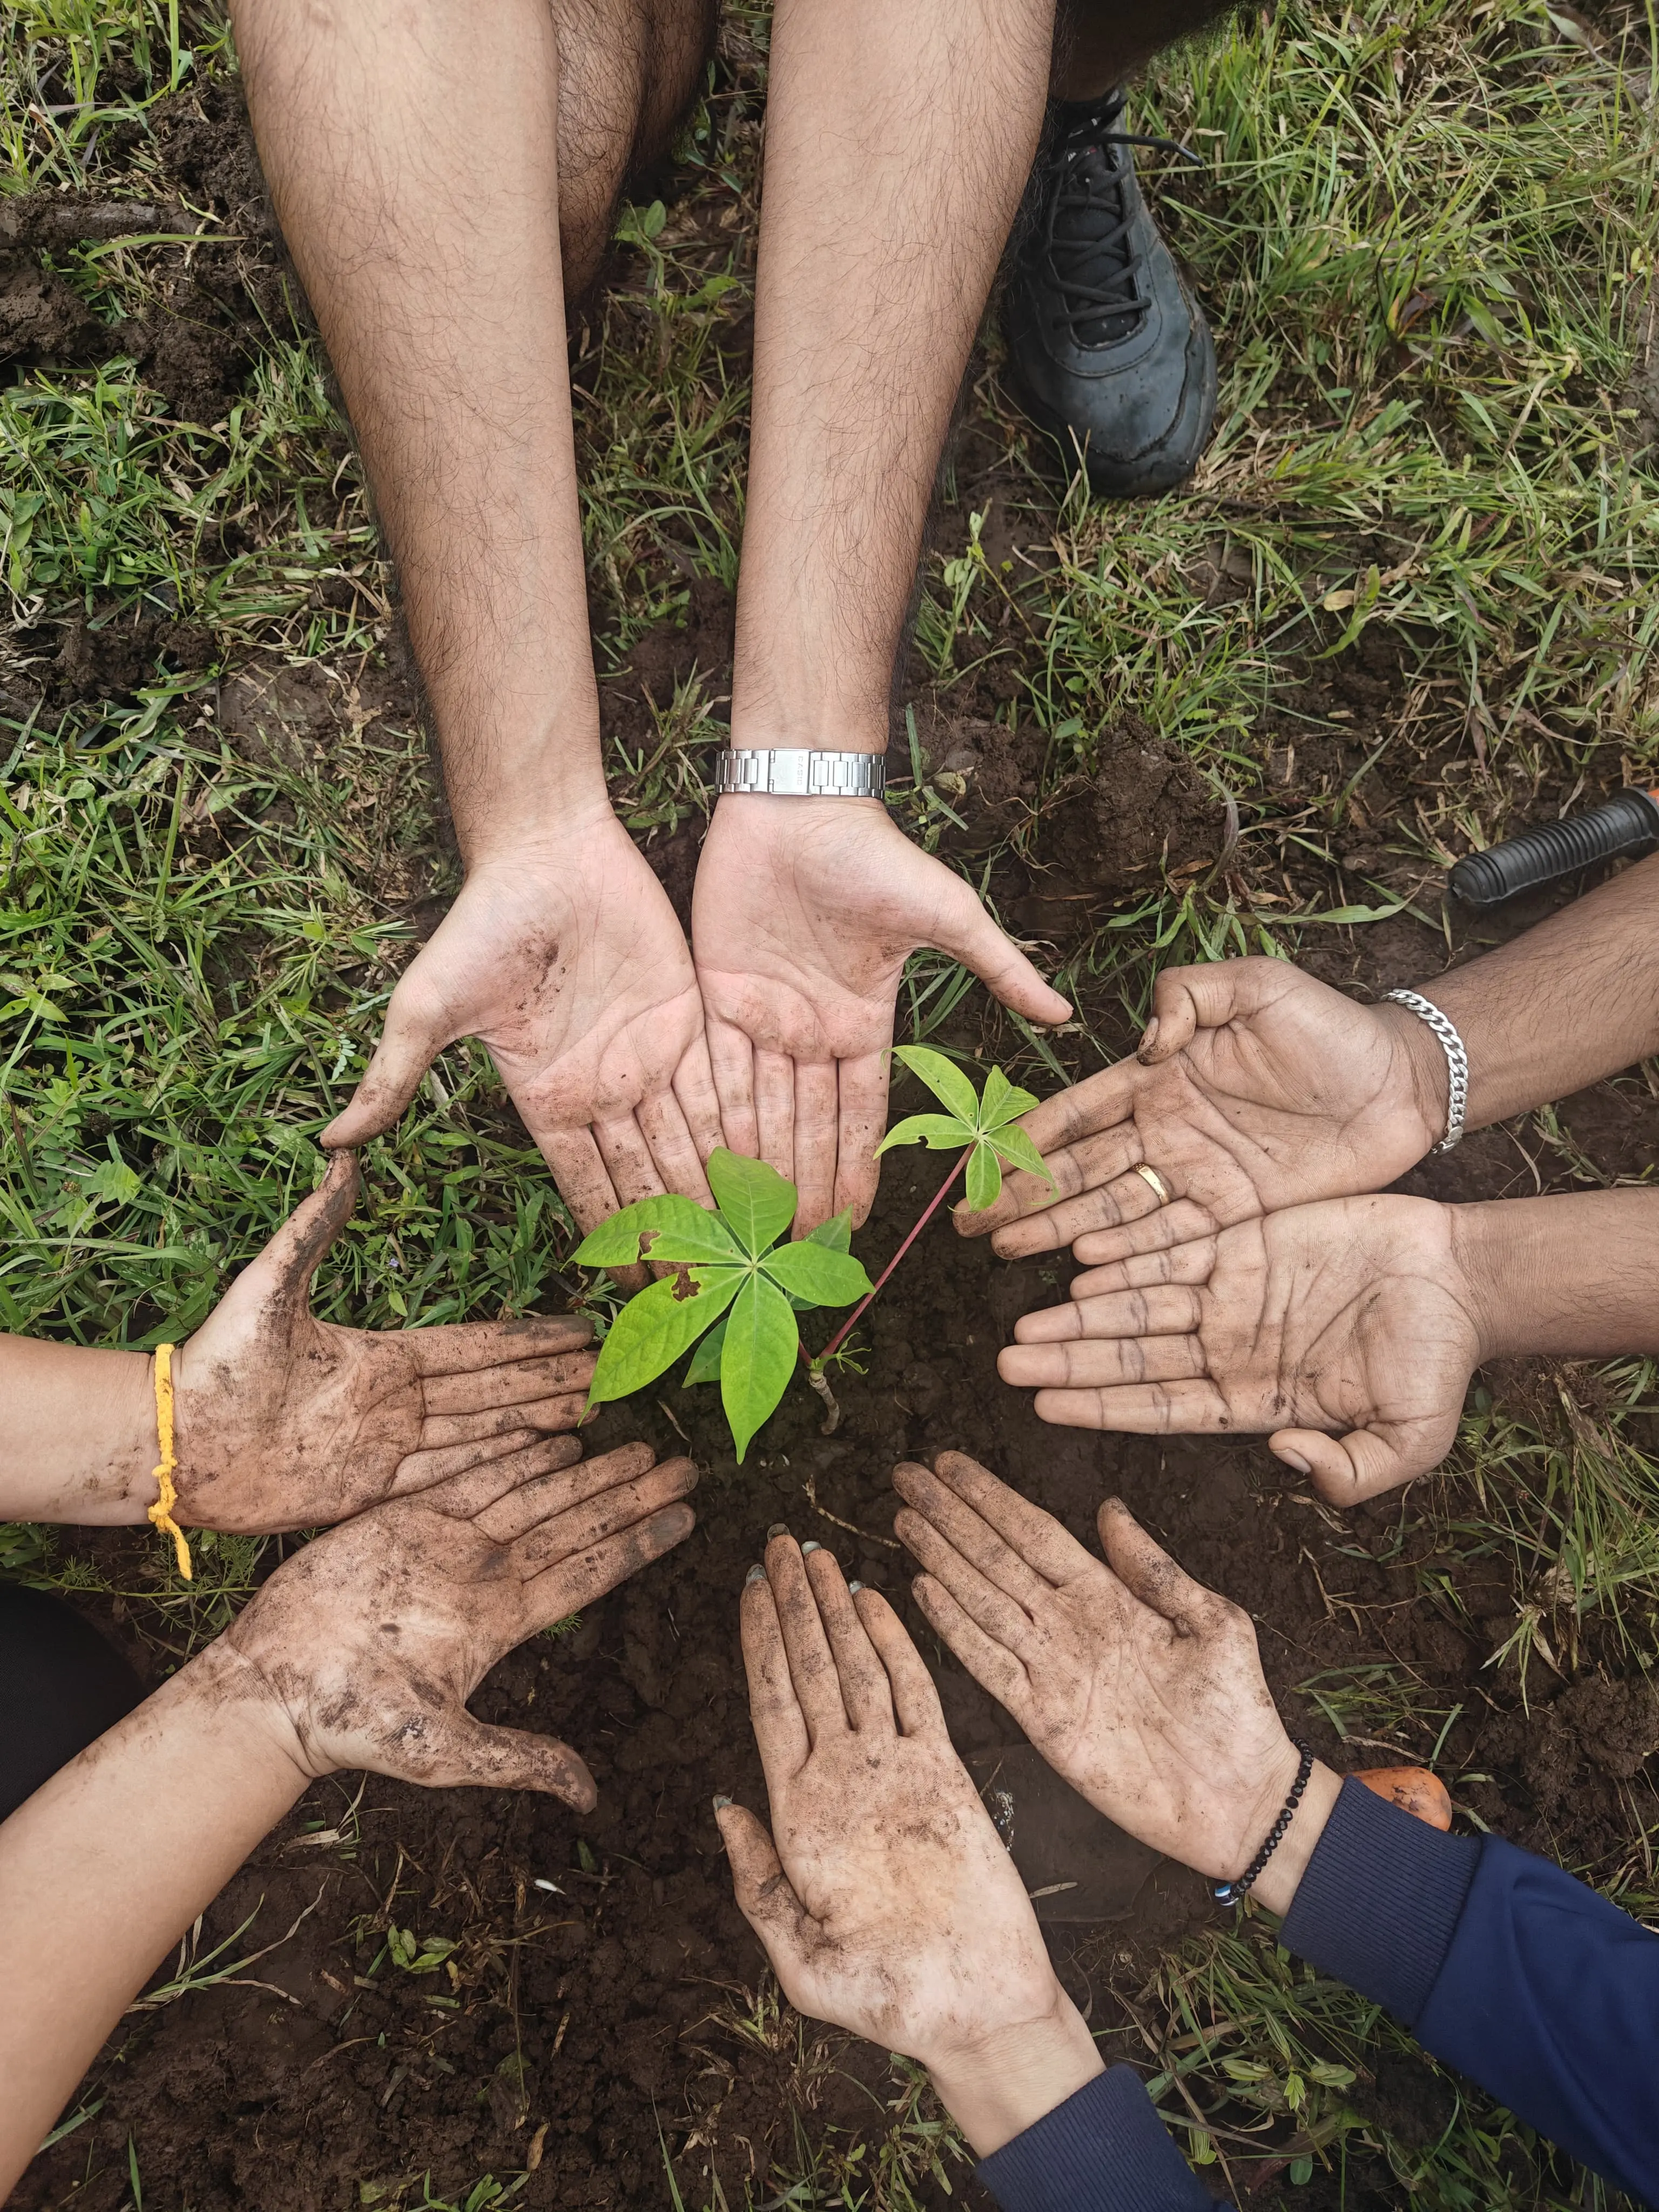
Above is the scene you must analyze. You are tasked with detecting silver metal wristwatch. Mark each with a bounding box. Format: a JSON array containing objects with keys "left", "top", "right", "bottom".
[
  {"left": 715, "top": 748, "right": 887, "bottom": 800},
  {"left": 1381, "top": 989, "right": 1468, "bottom": 1152}
]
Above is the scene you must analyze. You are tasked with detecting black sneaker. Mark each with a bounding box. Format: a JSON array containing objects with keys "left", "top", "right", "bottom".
[{"left": 1002, "top": 90, "right": 1217, "bottom": 500}]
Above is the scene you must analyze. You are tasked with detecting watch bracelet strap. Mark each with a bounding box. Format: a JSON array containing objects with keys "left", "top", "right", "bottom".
[
  {"left": 1381, "top": 989, "right": 1468, "bottom": 1154},
  {"left": 716, "top": 747, "right": 887, "bottom": 799}
]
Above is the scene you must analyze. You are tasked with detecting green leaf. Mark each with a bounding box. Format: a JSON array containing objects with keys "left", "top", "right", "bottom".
[
  {"left": 573, "top": 1193, "right": 735, "bottom": 1268},
  {"left": 987, "top": 1122, "right": 1055, "bottom": 1188},
  {"left": 892, "top": 1043, "right": 980, "bottom": 1124},
  {"left": 586, "top": 1267, "right": 745, "bottom": 1407},
  {"left": 980, "top": 1064, "right": 1039, "bottom": 1128},
  {"left": 705, "top": 1147, "right": 797, "bottom": 1256},
  {"left": 805, "top": 1208, "right": 854, "bottom": 1254},
  {"left": 963, "top": 1139, "right": 1003, "bottom": 1213},
  {"left": 874, "top": 1112, "right": 973, "bottom": 1157},
  {"left": 720, "top": 1273, "right": 800, "bottom": 1462},
  {"left": 682, "top": 1316, "right": 727, "bottom": 1386},
  {"left": 761, "top": 1239, "right": 873, "bottom": 1307}
]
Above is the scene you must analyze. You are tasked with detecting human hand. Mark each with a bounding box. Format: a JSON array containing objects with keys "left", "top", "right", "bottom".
[
  {"left": 998, "top": 1195, "right": 1482, "bottom": 1502},
  {"left": 715, "top": 1528, "right": 1101, "bottom": 2155},
  {"left": 323, "top": 810, "right": 725, "bottom": 1233},
  {"left": 956, "top": 956, "right": 1446, "bottom": 1257},
  {"left": 225, "top": 1437, "right": 697, "bottom": 1805},
  {"left": 173, "top": 1150, "right": 597, "bottom": 1533},
  {"left": 892, "top": 1454, "right": 1339, "bottom": 1913},
  {"left": 691, "top": 796, "right": 1070, "bottom": 1233}
]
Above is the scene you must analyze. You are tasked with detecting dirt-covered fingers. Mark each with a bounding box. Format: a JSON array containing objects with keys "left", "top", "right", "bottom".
[
  {"left": 976, "top": 1126, "right": 1145, "bottom": 1253},
  {"left": 892, "top": 1503, "right": 1039, "bottom": 1657},
  {"left": 801, "top": 1543, "right": 894, "bottom": 1732},
  {"left": 740, "top": 1561, "right": 811, "bottom": 1781},
  {"left": 418, "top": 1346, "right": 597, "bottom": 1417},
  {"left": 1274, "top": 1420, "right": 1445, "bottom": 1504},
  {"left": 512, "top": 1454, "right": 698, "bottom": 1567},
  {"left": 957, "top": 1067, "right": 1137, "bottom": 1242},
  {"left": 764, "top": 1528, "right": 853, "bottom": 1738},
  {"left": 999, "top": 1333, "right": 1208, "bottom": 1391},
  {"left": 671, "top": 1033, "right": 727, "bottom": 1171},
  {"left": 790, "top": 1061, "right": 839, "bottom": 1235},
  {"left": 909, "top": 1571, "right": 1031, "bottom": 1715},
  {"left": 1068, "top": 1239, "right": 1216, "bottom": 1301},
  {"left": 470, "top": 1439, "right": 658, "bottom": 1542},
  {"left": 891, "top": 1462, "right": 1050, "bottom": 1616},
  {"left": 992, "top": 1159, "right": 1175, "bottom": 1257},
  {"left": 392, "top": 1427, "right": 579, "bottom": 1504},
  {"left": 1029, "top": 1378, "right": 1234, "bottom": 1432},
  {"left": 594, "top": 1111, "right": 668, "bottom": 1206},
  {"left": 923, "top": 1451, "right": 1097, "bottom": 1584},
  {"left": 714, "top": 1802, "right": 814, "bottom": 1964},
  {"left": 406, "top": 1313, "right": 595, "bottom": 1375},
  {"left": 1068, "top": 1199, "right": 1218, "bottom": 1271},
  {"left": 636, "top": 1085, "right": 717, "bottom": 1208},
  {"left": 1013, "top": 1285, "right": 1204, "bottom": 1345},
  {"left": 254, "top": 1149, "right": 362, "bottom": 1293},
  {"left": 416, "top": 1392, "right": 590, "bottom": 1447},
  {"left": 753, "top": 1048, "right": 796, "bottom": 1185},
  {"left": 848, "top": 1586, "right": 945, "bottom": 1736},
  {"left": 538, "top": 1125, "right": 623, "bottom": 1235},
  {"left": 1095, "top": 1497, "right": 1245, "bottom": 1640},
  {"left": 413, "top": 1710, "right": 598, "bottom": 1809},
  {"left": 833, "top": 1051, "right": 888, "bottom": 1228},
  {"left": 520, "top": 1501, "right": 696, "bottom": 1627},
  {"left": 705, "top": 1015, "right": 760, "bottom": 1160}
]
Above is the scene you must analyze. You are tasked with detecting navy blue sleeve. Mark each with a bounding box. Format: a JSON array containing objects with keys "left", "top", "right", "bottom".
[
  {"left": 976, "top": 2063, "right": 1220, "bottom": 2212},
  {"left": 1283, "top": 1777, "right": 1659, "bottom": 2206}
]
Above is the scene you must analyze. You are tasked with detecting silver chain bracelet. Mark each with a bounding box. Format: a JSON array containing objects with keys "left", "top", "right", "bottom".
[{"left": 1381, "top": 989, "right": 1468, "bottom": 1154}]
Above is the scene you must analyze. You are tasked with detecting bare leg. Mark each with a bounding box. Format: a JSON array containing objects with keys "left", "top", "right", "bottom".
[{"left": 229, "top": 0, "right": 731, "bottom": 1233}]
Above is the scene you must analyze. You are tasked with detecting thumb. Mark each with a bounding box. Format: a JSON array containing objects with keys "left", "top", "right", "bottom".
[
  {"left": 1140, "top": 955, "right": 1283, "bottom": 1064},
  {"left": 1272, "top": 1422, "right": 1439, "bottom": 1506},
  {"left": 419, "top": 1709, "right": 598, "bottom": 1809},
  {"left": 928, "top": 879, "right": 1071, "bottom": 1027},
  {"left": 322, "top": 969, "right": 457, "bottom": 1148},
  {"left": 205, "top": 1150, "right": 360, "bottom": 1334},
  {"left": 714, "top": 1800, "right": 814, "bottom": 1966}
]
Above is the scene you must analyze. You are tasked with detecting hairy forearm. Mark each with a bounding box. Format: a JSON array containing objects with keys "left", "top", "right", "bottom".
[
  {"left": 231, "top": 0, "right": 606, "bottom": 854},
  {"left": 0, "top": 1339, "right": 154, "bottom": 1523},
  {"left": 1415, "top": 854, "right": 1659, "bottom": 1128},
  {"left": 1453, "top": 1190, "right": 1659, "bottom": 1361},
  {"left": 733, "top": 0, "right": 1056, "bottom": 751},
  {"left": 0, "top": 1642, "right": 307, "bottom": 2193}
]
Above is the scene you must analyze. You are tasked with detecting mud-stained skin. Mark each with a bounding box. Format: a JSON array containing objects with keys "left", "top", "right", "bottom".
[
  {"left": 224, "top": 1436, "right": 698, "bottom": 1806},
  {"left": 891, "top": 1451, "right": 1303, "bottom": 1881},
  {"left": 714, "top": 1525, "right": 1064, "bottom": 2066},
  {"left": 168, "top": 1151, "right": 599, "bottom": 1534}
]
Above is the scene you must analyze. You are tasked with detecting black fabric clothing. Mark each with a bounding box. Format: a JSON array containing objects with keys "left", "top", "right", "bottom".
[{"left": 0, "top": 1581, "right": 144, "bottom": 1820}]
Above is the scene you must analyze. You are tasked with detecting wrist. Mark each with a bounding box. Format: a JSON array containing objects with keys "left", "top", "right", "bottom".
[
  {"left": 176, "top": 1637, "right": 318, "bottom": 1792},
  {"left": 458, "top": 792, "right": 625, "bottom": 873},
  {"left": 1246, "top": 1759, "right": 1343, "bottom": 1916},
  {"left": 1370, "top": 999, "right": 1451, "bottom": 1161},
  {"left": 923, "top": 1983, "right": 1105, "bottom": 2158},
  {"left": 1448, "top": 1190, "right": 1659, "bottom": 1362}
]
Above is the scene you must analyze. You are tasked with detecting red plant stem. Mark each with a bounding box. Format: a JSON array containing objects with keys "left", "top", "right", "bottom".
[{"left": 811, "top": 1150, "right": 970, "bottom": 1369}]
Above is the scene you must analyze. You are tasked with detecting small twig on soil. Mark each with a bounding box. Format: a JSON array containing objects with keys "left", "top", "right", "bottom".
[{"left": 802, "top": 1473, "right": 900, "bottom": 1550}]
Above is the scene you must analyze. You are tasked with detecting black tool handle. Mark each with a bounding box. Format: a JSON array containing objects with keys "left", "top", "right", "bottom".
[{"left": 1449, "top": 790, "right": 1659, "bottom": 908}]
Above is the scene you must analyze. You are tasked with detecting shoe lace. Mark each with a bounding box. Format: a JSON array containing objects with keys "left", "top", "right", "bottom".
[{"left": 1039, "top": 89, "right": 1200, "bottom": 346}]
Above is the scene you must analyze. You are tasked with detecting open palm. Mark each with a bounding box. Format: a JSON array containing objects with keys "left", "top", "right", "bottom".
[
  {"left": 999, "top": 1195, "right": 1484, "bottom": 1501},
  {"left": 693, "top": 795, "right": 1069, "bottom": 1230},
  {"left": 960, "top": 956, "right": 1445, "bottom": 1258}
]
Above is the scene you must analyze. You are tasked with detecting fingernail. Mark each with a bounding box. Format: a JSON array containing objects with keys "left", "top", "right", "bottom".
[
  {"left": 712, "top": 1793, "right": 732, "bottom": 1811},
  {"left": 800, "top": 1540, "right": 822, "bottom": 1555},
  {"left": 1137, "top": 1017, "right": 1160, "bottom": 1058},
  {"left": 766, "top": 1521, "right": 788, "bottom": 1539},
  {"left": 1276, "top": 1449, "right": 1312, "bottom": 1476},
  {"left": 847, "top": 1580, "right": 864, "bottom": 1595},
  {"left": 745, "top": 1563, "right": 766, "bottom": 1584}
]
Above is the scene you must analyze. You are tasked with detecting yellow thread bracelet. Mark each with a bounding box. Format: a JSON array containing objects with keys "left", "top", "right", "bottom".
[{"left": 149, "top": 1343, "right": 192, "bottom": 1582}]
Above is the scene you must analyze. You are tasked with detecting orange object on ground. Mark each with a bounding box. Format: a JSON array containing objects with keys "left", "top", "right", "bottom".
[{"left": 1354, "top": 1765, "right": 1452, "bottom": 1830}]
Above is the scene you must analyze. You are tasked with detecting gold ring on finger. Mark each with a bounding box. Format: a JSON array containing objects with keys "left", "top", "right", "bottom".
[{"left": 1134, "top": 1162, "right": 1172, "bottom": 1206}]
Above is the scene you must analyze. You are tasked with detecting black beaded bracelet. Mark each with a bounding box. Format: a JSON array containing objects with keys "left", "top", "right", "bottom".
[{"left": 1212, "top": 1743, "right": 1314, "bottom": 1906}]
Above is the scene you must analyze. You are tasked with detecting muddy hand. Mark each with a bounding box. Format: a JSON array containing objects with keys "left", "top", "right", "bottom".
[
  {"left": 321, "top": 813, "right": 727, "bottom": 1244},
  {"left": 171, "top": 1150, "right": 599, "bottom": 1533},
  {"left": 226, "top": 1439, "right": 697, "bottom": 1804},
  {"left": 955, "top": 956, "right": 1446, "bottom": 1258},
  {"left": 692, "top": 797, "right": 1069, "bottom": 1235},
  {"left": 893, "top": 1454, "right": 1340, "bottom": 1908},
  {"left": 996, "top": 1193, "right": 1481, "bottom": 1501},
  {"left": 714, "top": 1528, "right": 1100, "bottom": 2155}
]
